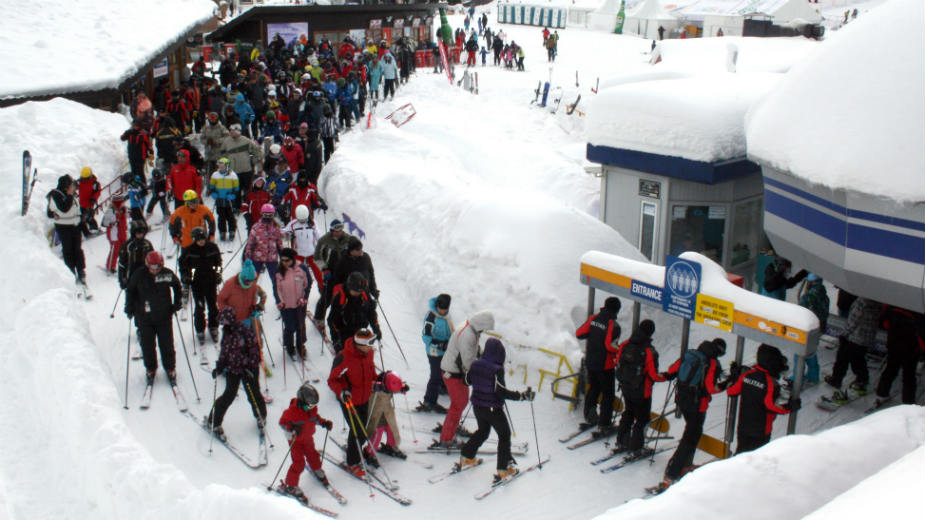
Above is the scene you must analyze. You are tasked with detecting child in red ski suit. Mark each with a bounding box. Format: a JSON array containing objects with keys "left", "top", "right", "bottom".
[
  {"left": 102, "top": 194, "right": 128, "bottom": 273},
  {"left": 279, "top": 385, "right": 334, "bottom": 492}
]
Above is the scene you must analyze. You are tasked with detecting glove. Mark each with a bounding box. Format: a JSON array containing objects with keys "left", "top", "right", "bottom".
[
  {"left": 290, "top": 422, "right": 303, "bottom": 435},
  {"left": 211, "top": 367, "right": 222, "bottom": 379},
  {"left": 298, "top": 298, "right": 307, "bottom": 307},
  {"left": 520, "top": 387, "right": 536, "bottom": 402},
  {"left": 374, "top": 329, "right": 383, "bottom": 342},
  {"left": 340, "top": 389, "right": 351, "bottom": 402},
  {"left": 372, "top": 289, "right": 380, "bottom": 299},
  {"left": 787, "top": 398, "right": 802, "bottom": 411},
  {"left": 277, "top": 302, "right": 285, "bottom": 310},
  {"left": 125, "top": 310, "right": 133, "bottom": 319},
  {"left": 322, "top": 419, "right": 334, "bottom": 431},
  {"left": 173, "top": 304, "right": 183, "bottom": 314},
  {"left": 401, "top": 384, "right": 410, "bottom": 394},
  {"left": 253, "top": 302, "right": 265, "bottom": 313},
  {"left": 320, "top": 201, "right": 328, "bottom": 211},
  {"left": 216, "top": 273, "right": 223, "bottom": 284}
]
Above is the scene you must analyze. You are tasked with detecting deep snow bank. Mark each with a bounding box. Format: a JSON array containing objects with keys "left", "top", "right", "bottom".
[{"left": 598, "top": 405, "right": 925, "bottom": 520}]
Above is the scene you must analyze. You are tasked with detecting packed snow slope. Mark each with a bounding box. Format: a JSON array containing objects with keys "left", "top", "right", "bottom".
[{"left": 2, "top": 4, "right": 921, "bottom": 519}]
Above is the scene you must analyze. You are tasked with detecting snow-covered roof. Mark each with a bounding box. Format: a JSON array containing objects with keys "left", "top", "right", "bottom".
[
  {"left": 746, "top": 0, "right": 925, "bottom": 203},
  {"left": 0, "top": 0, "right": 217, "bottom": 100},
  {"left": 628, "top": 0, "right": 678, "bottom": 21},
  {"left": 588, "top": 72, "right": 780, "bottom": 162},
  {"left": 653, "top": 36, "right": 819, "bottom": 74}
]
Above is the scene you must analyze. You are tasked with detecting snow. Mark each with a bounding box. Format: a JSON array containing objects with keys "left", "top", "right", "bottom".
[
  {"left": 746, "top": 0, "right": 925, "bottom": 203},
  {"left": 653, "top": 36, "right": 821, "bottom": 73},
  {"left": 1, "top": 3, "right": 921, "bottom": 519},
  {"left": 0, "top": 0, "right": 216, "bottom": 100}
]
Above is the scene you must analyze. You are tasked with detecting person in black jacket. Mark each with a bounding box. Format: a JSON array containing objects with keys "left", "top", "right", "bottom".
[
  {"left": 614, "top": 320, "right": 665, "bottom": 455},
  {"left": 125, "top": 251, "right": 183, "bottom": 385},
  {"left": 726, "top": 344, "right": 794, "bottom": 453},
  {"left": 874, "top": 306, "right": 925, "bottom": 405},
  {"left": 47, "top": 175, "right": 87, "bottom": 285},
  {"left": 575, "top": 297, "right": 622, "bottom": 436},
  {"left": 117, "top": 220, "right": 154, "bottom": 289},
  {"left": 761, "top": 255, "right": 807, "bottom": 300},
  {"left": 327, "top": 272, "right": 381, "bottom": 352},
  {"left": 179, "top": 227, "right": 223, "bottom": 344},
  {"left": 333, "top": 237, "right": 379, "bottom": 299}
]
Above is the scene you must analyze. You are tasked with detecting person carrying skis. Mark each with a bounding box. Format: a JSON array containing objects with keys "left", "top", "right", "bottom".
[
  {"left": 217, "top": 259, "right": 268, "bottom": 328},
  {"left": 328, "top": 329, "right": 380, "bottom": 476},
  {"left": 124, "top": 251, "right": 183, "bottom": 386},
  {"left": 167, "top": 149, "right": 202, "bottom": 210},
  {"left": 206, "top": 307, "right": 267, "bottom": 438},
  {"left": 327, "top": 272, "right": 381, "bottom": 353},
  {"left": 46, "top": 174, "right": 88, "bottom": 288},
  {"left": 614, "top": 319, "right": 665, "bottom": 457},
  {"left": 208, "top": 157, "right": 240, "bottom": 242},
  {"left": 77, "top": 166, "right": 101, "bottom": 236},
  {"left": 275, "top": 247, "right": 311, "bottom": 360},
  {"left": 101, "top": 193, "right": 128, "bottom": 274},
  {"left": 459, "top": 338, "right": 535, "bottom": 482},
  {"left": 179, "top": 227, "right": 223, "bottom": 344},
  {"left": 242, "top": 176, "right": 271, "bottom": 234},
  {"left": 118, "top": 219, "right": 154, "bottom": 290},
  {"left": 367, "top": 371, "right": 410, "bottom": 459},
  {"left": 660, "top": 338, "right": 731, "bottom": 484},
  {"left": 278, "top": 383, "right": 335, "bottom": 498},
  {"left": 313, "top": 219, "right": 351, "bottom": 328},
  {"left": 436, "top": 310, "right": 495, "bottom": 449},
  {"left": 245, "top": 203, "right": 284, "bottom": 305},
  {"left": 418, "top": 293, "right": 453, "bottom": 413},
  {"left": 169, "top": 190, "right": 216, "bottom": 251},
  {"left": 726, "top": 344, "right": 794, "bottom": 453},
  {"left": 332, "top": 237, "right": 379, "bottom": 300},
  {"left": 575, "top": 296, "right": 622, "bottom": 438}
]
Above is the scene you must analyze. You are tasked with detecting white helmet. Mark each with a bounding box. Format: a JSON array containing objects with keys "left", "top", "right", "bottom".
[
  {"left": 295, "top": 204, "right": 310, "bottom": 222},
  {"left": 269, "top": 143, "right": 281, "bottom": 155}
]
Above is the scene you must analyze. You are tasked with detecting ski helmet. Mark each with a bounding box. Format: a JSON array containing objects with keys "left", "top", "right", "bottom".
[
  {"left": 353, "top": 329, "right": 376, "bottom": 347},
  {"left": 260, "top": 203, "right": 275, "bottom": 215},
  {"left": 269, "top": 143, "right": 281, "bottom": 155},
  {"left": 295, "top": 204, "right": 310, "bottom": 222},
  {"left": 218, "top": 157, "right": 230, "bottom": 167},
  {"left": 346, "top": 271, "right": 368, "bottom": 292},
  {"left": 183, "top": 189, "right": 198, "bottom": 202},
  {"left": 297, "top": 383, "right": 319, "bottom": 408},
  {"left": 383, "top": 372, "right": 404, "bottom": 393},
  {"left": 80, "top": 166, "right": 93, "bottom": 179},
  {"left": 191, "top": 226, "right": 208, "bottom": 242},
  {"left": 145, "top": 251, "right": 164, "bottom": 268},
  {"left": 130, "top": 220, "right": 148, "bottom": 235}
]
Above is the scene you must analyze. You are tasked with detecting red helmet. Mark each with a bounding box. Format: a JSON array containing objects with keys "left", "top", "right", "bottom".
[{"left": 145, "top": 251, "right": 164, "bottom": 267}]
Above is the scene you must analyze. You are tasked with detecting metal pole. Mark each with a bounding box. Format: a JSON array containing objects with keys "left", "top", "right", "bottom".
[
  {"left": 786, "top": 355, "right": 805, "bottom": 435},
  {"left": 586, "top": 286, "right": 595, "bottom": 318},
  {"left": 175, "top": 313, "right": 201, "bottom": 402},
  {"left": 632, "top": 301, "right": 641, "bottom": 330},
  {"left": 675, "top": 318, "right": 691, "bottom": 418},
  {"left": 109, "top": 289, "right": 124, "bottom": 319},
  {"left": 209, "top": 377, "right": 218, "bottom": 454},
  {"left": 123, "top": 320, "right": 132, "bottom": 409},
  {"left": 724, "top": 336, "right": 745, "bottom": 457},
  {"left": 376, "top": 299, "right": 409, "bottom": 368},
  {"left": 528, "top": 391, "right": 543, "bottom": 469},
  {"left": 267, "top": 434, "right": 299, "bottom": 491}
]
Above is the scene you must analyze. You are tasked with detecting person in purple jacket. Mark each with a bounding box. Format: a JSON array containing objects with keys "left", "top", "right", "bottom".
[{"left": 458, "top": 338, "right": 535, "bottom": 483}]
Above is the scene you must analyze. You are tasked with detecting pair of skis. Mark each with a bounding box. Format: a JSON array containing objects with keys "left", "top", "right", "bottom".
[
  {"left": 599, "top": 446, "right": 674, "bottom": 474},
  {"left": 183, "top": 411, "right": 269, "bottom": 469},
  {"left": 22, "top": 150, "right": 38, "bottom": 216},
  {"left": 323, "top": 452, "right": 412, "bottom": 506},
  {"left": 267, "top": 482, "right": 340, "bottom": 518},
  {"left": 139, "top": 380, "right": 188, "bottom": 412}
]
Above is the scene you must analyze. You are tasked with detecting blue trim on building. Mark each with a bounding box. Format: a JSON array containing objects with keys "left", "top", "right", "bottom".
[
  {"left": 765, "top": 185, "right": 925, "bottom": 265},
  {"left": 586, "top": 143, "right": 759, "bottom": 185}
]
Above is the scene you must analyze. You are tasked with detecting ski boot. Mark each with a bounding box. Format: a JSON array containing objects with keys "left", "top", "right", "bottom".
[
  {"left": 849, "top": 381, "right": 869, "bottom": 395},
  {"left": 167, "top": 370, "right": 177, "bottom": 386},
  {"left": 428, "top": 438, "right": 463, "bottom": 451},
  {"left": 196, "top": 331, "right": 206, "bottom": 344},
  {"left": 362, "top": 446, "right": 381, "bottom": 468},
  {"left": 205, "top": 416, "right": 226, "bottom": 441},
  {"left": 257, "top": 417, "right": 266, "bottom": 432},
  {"left": 145, "top": 370, "right": 156, "bottom": 386},
  {"left": 220, "top": 232, "right": 227, "bottom": 242},
  {"left": 416, "top": 401, "right": 434, "bottom": 412},
  {"left": 209, "top": 327, "right": 219, "bottom": 342},
  {"left": 312, "top": 469, "right": 329, "bottom": 486},
  {"left": 297, "top": 343, "right": 307, "bottom": 359},
  {"left": 823, "top": 374, "right": 841, "bottom": 390},
  {"left": 591, "top": 424, "right": 616, "bottom": 439},
  {"left": 493, "top": 463, "right": 519, "bottom": 483},
  {"left": 229, "top": 230, "right": 235, "bottom": 242},
  {"left": 279, "top": 482, "right": 306, "bottom": 502},
  {"left": 457, "top": 455, "right": 480, "bottom": 470},
  {"left": 379, "top": 444, "right": 407, "bottom": 460},
  {"left": 347, "top": 464, "right": 366, "bottom": 478}
]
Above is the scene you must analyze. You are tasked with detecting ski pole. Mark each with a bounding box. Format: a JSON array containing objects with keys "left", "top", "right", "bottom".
[
  {"left": 650, "top": 380, "right": 675, "bottom": 464},
  {"left": 209, "top": 376, "right": 218, "bottom": 455},
  {"left": 189, "top": 296, "right": 197, "bottom": 356},
  {"left": 375, "top": 299, "right": 409, "bottom": 368},
  {"left": 268, "top": 434, "right": 299, "bottom": 491},
  {"left": 528, "top": 390, "right": 543, "bottom": 469},
  {"left": 256, "top": 315, "right": 276, "bottom": 367},
  {"left": 348, "top": 397, "right": 396, "bottom": 490},
  {"left": 109, "top": 289, "right": 124, "bottom": 319},
  {"left": 344, "top": 398, "right": 375, "bottom": 498},
  {"left": 123, "top": 320, "right": 132, "bottom": 409},
  {"left": 504, "top": 401, "right": 517, "bottom": 437},
  {"left": 402, "top": 392, "right": 418, "bottom": 444},
  {"left": 320, "top": 426, "right": 330, "bottom": 462},
  {"left": 223, "top": 240, "right": 247, "bottom": 272},
  {"left": 175, "top": 313, "right": 201, "bottom": 402}
]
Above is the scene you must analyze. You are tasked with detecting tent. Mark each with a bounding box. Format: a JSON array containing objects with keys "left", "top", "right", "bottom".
[
  {"left": 626, "top": 0, "right": 679, "bottom": 39},
  {"left": 676, "top": 0, "right": 822, "bottom": 36}
]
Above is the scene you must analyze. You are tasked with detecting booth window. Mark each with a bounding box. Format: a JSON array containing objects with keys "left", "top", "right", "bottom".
[
  {"left": 639, "top": 201, "right": 657, "bottom": 261},
  {"left": 669, "top": 205, "right": 726, "bottom": 263},
  {"left": 730, "top": 198, "right": 762, "bottom": 266}
]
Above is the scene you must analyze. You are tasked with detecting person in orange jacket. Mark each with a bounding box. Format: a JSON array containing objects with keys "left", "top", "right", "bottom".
[
  {"left": 167, "top": 149, "right": 202, "bottom": 209},
  {"left": 277, "top": 383, "right": 334, "bottom": 499},
  {"left": 168, "top": 190, "right": 215, "bottom": 249}
]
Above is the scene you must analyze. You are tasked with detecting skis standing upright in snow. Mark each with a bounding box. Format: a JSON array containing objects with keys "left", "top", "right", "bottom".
[{"left": 22, "top": 150, "right": 38, "bottom": 216}]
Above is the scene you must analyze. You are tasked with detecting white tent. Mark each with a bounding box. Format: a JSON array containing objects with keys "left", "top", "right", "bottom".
[
  {"left": 676, "top": 0, "right": 822, "bottom": 36},
  {"left": 626, "top": 0, "right": 679, "bottom": 39}
]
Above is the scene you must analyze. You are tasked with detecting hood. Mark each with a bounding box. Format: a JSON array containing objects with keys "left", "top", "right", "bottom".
[
  {"left": 177, "top": 149, "right": 190, "bottom": 163},
  {"left": 235, "top": 93, "right": 245, "bottom": 103},
  {"left": 429, "top": 297, "right": 440, "bottom": 313},
  {"left": 481, "top": 338, "right": 506, "bottom": 365},
  {"left": 56, "top": 175, "right": 73, "bottom": 191},
  {"left": 469, "top": 310, "right": 494, "bottom": 333},
  {"left": 696, "top": 340, "right": 720, "bottom": 358},
  {"left": 627, "top": 328, "right": 652, "bottom": 346},
  {"left": 756, "top": 343, "right": 787, "bottom": 377}
]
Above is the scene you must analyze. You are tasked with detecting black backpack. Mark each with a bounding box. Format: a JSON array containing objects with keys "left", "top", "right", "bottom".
[
  {"left": 616, "top": 342, "right": 646, "bottom": 391},
  {"left": 677, "top": 349, "right": 708, "bottom": 390}
]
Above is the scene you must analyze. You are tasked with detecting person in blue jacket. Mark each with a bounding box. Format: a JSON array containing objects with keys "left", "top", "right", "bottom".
[
  {"left": 234, "top": 93, "right": 256, "bottom": 138},
  {"left": 266, "top": 160, "right": 293, "bottom": 219},
  {"left": 208, "top": 157, "right": 240, "bottom": 242},
  {"left": 335, "top": 78, "right": 354, "bottom": 129},
  {"left": 125, "top": 174, "right": 148, "bottom": 222},
  {"left": 367, "top": 58, "right": 383, "bottom": 101},
  {"left": 380, "top": 54, "right": 399, "bottom": 101},
  {"left": 418, "top": 294, "right": 453, "bottom": 413}
]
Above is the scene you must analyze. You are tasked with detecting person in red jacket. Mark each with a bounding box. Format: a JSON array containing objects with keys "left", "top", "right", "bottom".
[
  {"left": 575, "top": 297, "right": 622, "bottom": 437},
  {"left": 77, "top": 166, "right": 102, "bottom": 236},
  {"left": 328, "top": 329, "right": 379, "bottom": 476},
  {"left": 278, "top": 383, "right": 334, "bottom": 499},
  {"left": 242, "top": 176, "right": 271, "bottom": 234},
  {"left": 614, "top": 319, "right": 665, "bottom": 456},
  {"left": 280, "top": 136, "right": 304, "bottom": 174},
  {"left": 660, "top": 338, "right": 731, "bottom": 483},
  {"left": 281, "top": 172, "right": 327, "bottom": 220},
  {"left": 726, "top": 344, "right": 793, "bottom": 454},
  {"left": 101, "top": 193, "right": 128, "bottom": 273},
  {"left": 167, "top": 149, "right": 202, "bottom": 209}
]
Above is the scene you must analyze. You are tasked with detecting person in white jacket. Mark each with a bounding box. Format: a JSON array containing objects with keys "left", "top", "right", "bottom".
[
  {"left": 47, "top": 174, "right": 87, "bottom": 285},
  {"left": 434, "top": 310, "right": 494, "bottom": 448}
]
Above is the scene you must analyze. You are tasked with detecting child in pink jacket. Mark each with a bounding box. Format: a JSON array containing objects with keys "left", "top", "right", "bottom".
[{"left": 275, "top": 248, "right": 311, "bottom": 359}]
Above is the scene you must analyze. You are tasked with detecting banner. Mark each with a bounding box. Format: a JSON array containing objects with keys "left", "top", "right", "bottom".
[
  {"left": 267, "top": 22, "right": 308, "bottom": 46},
  {"left": 438, "top": 41, "right": 452, "bottom": 84}
]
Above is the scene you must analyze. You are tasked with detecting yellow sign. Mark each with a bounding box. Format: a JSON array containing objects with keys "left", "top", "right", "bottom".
[{"left": 695, "top": 294, "right": 733, "bottom": 332}]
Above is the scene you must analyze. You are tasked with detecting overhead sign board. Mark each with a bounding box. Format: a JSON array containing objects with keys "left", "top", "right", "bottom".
[
  {"left": 695, "top": 293, "right": 733, "bottom": 332},
  {"left": 662, "top": 255, "right": 701, "bottom": 320}
]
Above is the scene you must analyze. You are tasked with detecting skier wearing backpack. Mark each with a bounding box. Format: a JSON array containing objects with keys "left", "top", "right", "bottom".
[
  {"left": 726, "top": 344, "right": 794, "bottom": 453},
  {"left": 575, "top": 296, "right": 622, "bottom": 438},
  {"left": 178, "top": 227, "right": 223, "bottom": 344},
  {"left": 614, "top": 319, "right": 664, "bottom": 456},
  {"left": 660, "top": 339, "right": 732, "bottom": 484}
]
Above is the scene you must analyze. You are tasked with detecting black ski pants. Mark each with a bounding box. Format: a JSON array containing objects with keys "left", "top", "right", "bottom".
[
  {"left": 876, "top": 339, "right": 919, "bottom": 404},
  {"left": 215, "top": 205, "right": 237, "bottom": 235},
  {"left": 146, "top": 194, "right": 169, "bottom": 219},
  {"left": 383, "top": 79, "right": 396, "bottom": 100},
  {"left": 56, "top": 224, "right": 86, "bottom": 279},
  {"left": 830, "top": 336, "right": 869, "bottom": 386},
  {"left": 584, "top": 368, "right": 616, "bottom": 428},
  {"left": 736, "top": 432, "right": 770, "bottom": 454},
  {"left": 192, "top": 281, "right": 218, "bottom": 334},
  {"left": 462, "top": 405, "right": 513, "bottom": 470},
  {"left": 340, "top": 401, "right": 370, "bottom": 465},
  {"left": 322, "top": 137, "right": 335, "bottom": 164},
  {"left": 616, "top": 392, "right": 650, "bottom": 451},
  {"left": 137, "top": 318, "right": 175, "bottom": 373},
  {"left": 211, "top": 372, "right": 266, "bottom": 426},
  {"left": 665, "top": 390, "right": 705, "bottom": 480}
]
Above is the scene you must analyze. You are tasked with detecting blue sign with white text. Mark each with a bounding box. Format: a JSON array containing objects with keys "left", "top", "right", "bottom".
[
  {"left": 662, "top": 255, "right": 701, "bottom": 319},
  {"left": 631, "top": 279, "right": 663, "bottom": 305}
]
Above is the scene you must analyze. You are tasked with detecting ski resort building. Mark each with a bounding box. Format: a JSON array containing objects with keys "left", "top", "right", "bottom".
[{"left": 0, "top": 0, "right": 217, "bottom": 109}]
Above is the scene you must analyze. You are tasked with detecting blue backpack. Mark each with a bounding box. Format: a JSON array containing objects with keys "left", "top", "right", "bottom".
[{"left": 677, "top": 349, "right": 707, "bottom": 390}]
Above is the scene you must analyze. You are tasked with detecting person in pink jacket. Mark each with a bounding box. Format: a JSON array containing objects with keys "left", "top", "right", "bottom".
[
  {"left": 246, "top": 203, "right": 284, "bottom": 304},
  {"left": 275, "top": 248, "right": 312, "bottom": 359}
]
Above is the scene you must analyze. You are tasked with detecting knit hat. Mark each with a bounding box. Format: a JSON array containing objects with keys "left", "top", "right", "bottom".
[
  {"left": 604, "top": 297, "right": 621, "bottom": 313},
  {"left": 638, "top": 319, "right": 655, "bottom": 337},
  {"left": 383, "top": 371, "right": 405, "bottom": 393},
  {"left": 330, "top": 219, "right": 344, "bottom": 231},
  {"left": 239, "top": 259, "right": 257, "bottom": 285},
  {"left": 435, "top": 293, "right": 451, "bottom": 310}
]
